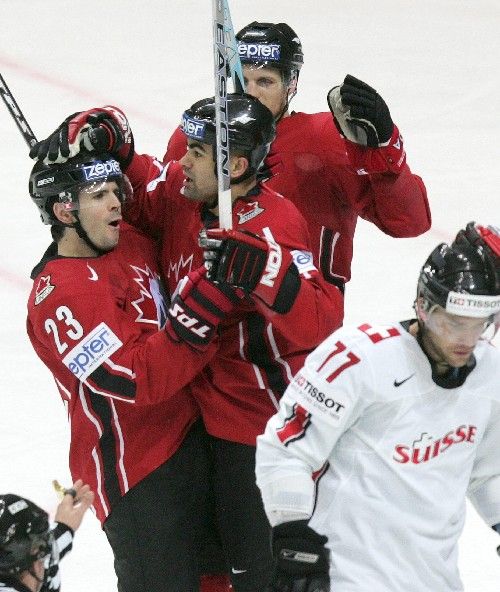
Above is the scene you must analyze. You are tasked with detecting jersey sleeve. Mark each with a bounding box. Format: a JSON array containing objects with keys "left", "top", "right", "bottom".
[
  {"left": 467, "top": 398, "right": 500, "bottom": 527},
  {"left": 255, "top": 328, "right": 372, "bottom": 526},
  {"left": 163, "top": 126, "right": 187, "bottom": 162},
  {"left": 28, "top": 273, "right": 216, "bottom": 406},
  {"left": 246, "top": 196, "right": 344, "bottom": 349},
  {"left": 122, "top": 152, "right": 175, "bottom": 237},
  {"left": 39, "top": 523, "right": 73, "bottom": 592},
  {"left": 320, "top": 115, "right": 431, "bottom": 238}
]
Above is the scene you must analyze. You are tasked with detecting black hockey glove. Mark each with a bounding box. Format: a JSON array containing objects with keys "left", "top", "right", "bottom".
[
  {"left": 165, "top": 267, "right": 240, "bottom": 351},
  {"left": 267, "top": 520, "right": 330, "bottom": 592},
  {"left": 327, "top": 74, "right": 394, "bottom": 148},
  {"left": 199, "top": 227, "right": 300, "bottom": 314},
  {"left": 29, "top": 105, "right": 134, "bottom": 167}
]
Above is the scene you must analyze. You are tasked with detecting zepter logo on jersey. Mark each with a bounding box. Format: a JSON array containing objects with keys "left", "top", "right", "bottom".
[
  {"left": 291, "top": 371, "right": 346, "bottom": 422},
  {"left": 62, "top": 322, "right": 122, "bottom": 381}
]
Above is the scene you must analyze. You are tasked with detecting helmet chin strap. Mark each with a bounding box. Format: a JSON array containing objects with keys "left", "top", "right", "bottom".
[
  {"left": 63, "top": 214, "right": 109, "bottom": 256},
  {"left": 275, "top": 72, "right": 299, "bottom": 123}
]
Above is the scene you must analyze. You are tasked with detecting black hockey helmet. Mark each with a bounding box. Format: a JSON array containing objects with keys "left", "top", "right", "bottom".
[
  {"left": 182, "top": 93, "right": 275, "bottom": 182},
  {"left": 0, "top": 494, "right": 52, "bottom": 576},
  {"left": 417, "top": 222, "right": 500, "bottom": 319},
  {"left": 236, "top": 21, "right": 304, "bottom": 80},
  {"left": 29, "top": 151, "right": 132, "bottom": 225}
]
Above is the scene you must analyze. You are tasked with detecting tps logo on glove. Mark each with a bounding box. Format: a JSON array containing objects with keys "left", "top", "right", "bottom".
[{"left": 168, "top": 302, "right": 211, "bottom": 339}]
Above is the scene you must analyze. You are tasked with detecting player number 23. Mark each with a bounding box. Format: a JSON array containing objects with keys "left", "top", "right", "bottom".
[{"left": 44, "top": 306, "right": 84, "bottom": 354}]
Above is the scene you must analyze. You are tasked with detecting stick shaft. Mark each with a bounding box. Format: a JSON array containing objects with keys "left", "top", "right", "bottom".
[{"left": 0, "top": 74, "right": 37, "bottom": 147}]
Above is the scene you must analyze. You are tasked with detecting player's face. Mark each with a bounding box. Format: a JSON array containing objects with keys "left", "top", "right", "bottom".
[
  {"left": 243, "top": 65, "right": 288, "bottom": 118},
  {"left": 422, "top": 307, "right": 492, "bottom": 368},
  {"left": 180, "top": 141, "right": 218, "bottom": 206},
  {"left": 77, "top": 181, "right": 122, "bottom": 252}
]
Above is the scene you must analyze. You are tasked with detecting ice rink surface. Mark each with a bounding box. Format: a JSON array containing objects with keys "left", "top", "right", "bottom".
[{"left": 0, "top": 0, "right": 498, "bottom": 589}]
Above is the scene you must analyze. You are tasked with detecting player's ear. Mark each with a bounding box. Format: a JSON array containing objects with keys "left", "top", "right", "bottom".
[
  {"left": 415, "top": 296, "right": 429, "bottom": 321},
  {"left": 53, "top": 202, "right": 76, "bottom": 225},
  {"left": 230, "top": 155, "right": 249, "bottom": 179}
]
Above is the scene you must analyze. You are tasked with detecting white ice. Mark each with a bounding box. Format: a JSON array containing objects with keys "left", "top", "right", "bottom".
[{"left": 0, "top": 1, "right": 499, "bottom": 590}]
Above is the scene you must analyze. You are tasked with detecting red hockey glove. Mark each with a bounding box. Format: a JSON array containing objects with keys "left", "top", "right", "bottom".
[
  {"left": 327, "top": 74, "right": 394, "bottom": 148},
  {"left": 200, "top": 228, "right": 300, "bottom": 314},
  {"left": 267, "top": 521, "right": 330, "bottom": 592},
  {"left": 29, "top": 105, "right": 134, "bottom": 168},
  {"left": 165, "top": 267, "right": 240, "bottom": 351}
]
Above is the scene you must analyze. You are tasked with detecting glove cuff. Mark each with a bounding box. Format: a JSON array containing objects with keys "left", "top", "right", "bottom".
[
  {"left": 345, "top": 125, "right": 406, "bottom": 175},
  {"left": 253, "top": 246, "right": 300, "bottom": 314}
]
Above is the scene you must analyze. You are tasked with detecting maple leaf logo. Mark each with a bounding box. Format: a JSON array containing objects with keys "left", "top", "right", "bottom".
[
  {"left": 129, "top": 265, "right": 168, "bottom": 327},
  {"left": 167, "top": 253, "right": 194, "bottom": 284}
]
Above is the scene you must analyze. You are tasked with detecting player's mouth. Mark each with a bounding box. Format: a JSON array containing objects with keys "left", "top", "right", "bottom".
[{"left": 452, "top": 348, "right": 473, "bottom": 358}]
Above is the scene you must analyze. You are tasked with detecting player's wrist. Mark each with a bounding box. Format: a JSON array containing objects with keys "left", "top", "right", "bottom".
[{"left": 345, "top": 125, "right": 406, "bottom": 175}]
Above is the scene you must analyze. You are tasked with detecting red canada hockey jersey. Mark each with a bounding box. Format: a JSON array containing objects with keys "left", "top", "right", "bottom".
[
  {"left": 27, "top": 224, "right": 212, "bottom": 523},
  {"left": 123, "top": 156, "right": 344, "bottom": 444},
  {"left": 164, "top": 111, "right": 430, "bottom": 288}
]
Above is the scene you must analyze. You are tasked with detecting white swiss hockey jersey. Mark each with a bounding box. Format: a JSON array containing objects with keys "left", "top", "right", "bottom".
[{"left": 256, "top": 322, "right": 500, "bottom": 592}]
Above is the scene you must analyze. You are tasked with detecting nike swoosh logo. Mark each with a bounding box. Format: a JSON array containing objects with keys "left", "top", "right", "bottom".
[
  {"left": 231, "top": 568, "right": 247, "bottom": 574},
  {"left": 87, "top": 264, "right": 99, "bottom": 281},
  {"left": 394, "top": 374, "right": 415, "bottom": 387}
]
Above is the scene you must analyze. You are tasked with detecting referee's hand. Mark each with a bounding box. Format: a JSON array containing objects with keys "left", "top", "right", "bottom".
[{"left": 54, "top": 479, "right": 94, "bottom": 532}]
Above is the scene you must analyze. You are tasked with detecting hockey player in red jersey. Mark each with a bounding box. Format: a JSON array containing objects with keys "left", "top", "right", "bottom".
[
  {"left": 164, "top": 22, "right": 431, "bottom": 292},
  {"left": 29, "top": 94, "right": 344, "bottom": 591},
  {"left": 26, "top": 152, "right": 236, "bottom": 591}
]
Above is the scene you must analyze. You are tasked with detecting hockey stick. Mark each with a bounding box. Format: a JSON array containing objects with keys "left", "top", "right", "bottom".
[
  {"left": 212, "top": 0, "right": 232, "bottom": 230},
  {"left": 223, "top": 0, "right": 245, "bottom": 94},
  {"left": 0, "top": 73, "right": 37, "bottom": 147},
  {"left": 212, "top": 0, "right": 245, "bottom": 229}
]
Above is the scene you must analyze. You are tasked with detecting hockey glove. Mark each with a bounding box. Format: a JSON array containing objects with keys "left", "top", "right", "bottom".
[
  {"left": 200, "top": 228, "right": 300, "bottom": 314},
  {"left": 267, "top": 520, "right": 330, "bottom": 592},
  {"left": 327, "top": 74, "right": 394, "bottom": 148},
  {"left": 29, "top": 105, "right": 134, "bottom": 168},
  {"left": 165, "top": 267, "right": 240, "bottom": 351}
]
